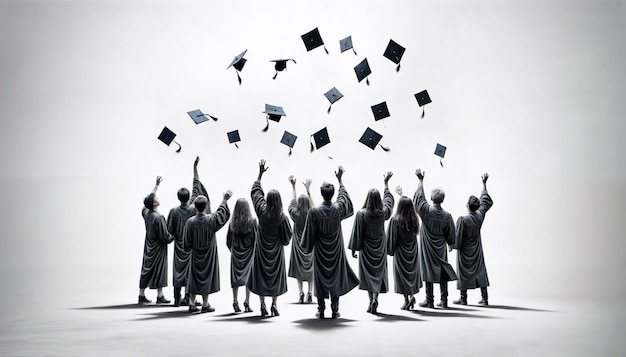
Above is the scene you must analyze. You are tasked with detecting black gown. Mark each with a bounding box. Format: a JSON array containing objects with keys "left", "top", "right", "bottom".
[
  {"left": 226, "top": 220, "right": 258, "bottom": 288},
  {"left": 139, "top": 207, "right": 174, "bottom": 289}
]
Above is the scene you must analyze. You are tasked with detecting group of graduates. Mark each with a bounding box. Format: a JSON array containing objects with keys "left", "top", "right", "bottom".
[{"left": 139, "top": 157, "right": 493, "bottom": 319}]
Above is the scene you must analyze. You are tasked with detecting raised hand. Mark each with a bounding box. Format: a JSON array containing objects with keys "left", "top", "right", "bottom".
[
  {"left": 194, "top": 156, "right": 200, "bottom": 167},
  {"left": 482, "top": 173, "right": 489, "bottom": 184},
  {"left": 288, "top": 175, "right": 296, "bottom": 186},
  {"left": 335, "top": 166, "right": 345, "bottom": 183},
  {"left": 395, "top": 185, "right": 403, "bottom": 196},
  {"left": 258, "top": 159, "right": 269, "bottom": 180},
  {"left": 223, "top": 190, "right": 233, "bottom": 201},
  {"left": 415, "top": 169, "right": 425, "bottom": 181},
  {"left": 302, "top": 178, "right": 312, "bottom": 191},
  {"left": 383, "top": 171, "right": 393, "bottom": 186},
  {"left": 155, "top": 176, "right": 163, "bottom": 186}
]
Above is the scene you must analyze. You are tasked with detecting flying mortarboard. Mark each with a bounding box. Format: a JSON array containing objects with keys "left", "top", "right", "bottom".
[
  {"left": 270, "top": 58, "right": 297, "bottom": 80},
  {"left": 280, "top": 130, "right": 297, "bottom": 156},
  {"left": 434, "top": 143, "right": 446, "bottom": 167},
  {"left": 359, "top": 127, "right": 389, "bottom": 151},
  {"left": 371, "top": 102, "right": 390, "bottom": 122},
  {"left": 414, "top": 90, "right": 432, "bottom": 118},
  {"left": 227, "top": 130, "right": 241, "bottom": 148},
  {"left": 262, "top": 104, "right": 286, "bottom": 132},
  {"left": 227, "top": 49, "right": 248, "bottom": 85},
  {"left": 324, "top": 87, "right": 344, "bottom": 114},
  {"left": 383, "top": 39, "right": 405, "bottom": 72},
  {"left": 310, "top": 127, "right": 333, "bottom": 159},
  {"left": 339, "top": 36, "right": 357, "bottom": 55},
  {"left": 301, "top": 28, "right": 329, "bottom": 54},
  {"left": 187, "top": 109, "right": 218, "bottom": 124},
  {"left": 354, "top": 58, "right": 372, "bottom": 85},
  {"left": 158, "top": 126, "right": 181, "bottom": 153}
]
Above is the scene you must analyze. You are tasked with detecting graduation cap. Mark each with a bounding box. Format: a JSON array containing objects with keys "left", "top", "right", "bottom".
[
  {"left": 383, "top": 39, "right": 405, "bottom": 72},
  {"left": 262, "top": 104, "right": 286, "bottom": 131},
  {"left": 324, "top": 87, "right": 344, "bottom": 114},
  {"left": 359, "top": 127, "right": 389, "bottom": 151},
  {"left": 309, "top": 127, "right": 333, "bottom": 159},
  {"left": 227, "top": 130, "right": 240, "bottom": 148},
  {"left": 371, "top": 102, "right": 390, "bottom": 122},
  {"left": 187, "top": 109, "right": 217, "bottom": 124},
  {"left": 227, "top": 49, "right": 248, "bottom": 85},
  {"left": 280, "top": 130, "right": 297, "bottom": 155},
  {"left": 414, "top": 90, "right": 432, "bottom": 118},
  {"left": 270, "top": 58, "right": 297, "bottom": 79},
  {"left": 354, "top": 58, "right": 372, "bottom": 85},
  {"left": 158, "top": 126, "right": 181, "bottom": 153},
  {"left": 301, "top": 28, "right": 329, "bottom": 54},
  {"left": 434, "top": 143, "right": 446, "bottom": 167},
  {"left": 339, "top": 36, "right": 357, "bottom": 55}
]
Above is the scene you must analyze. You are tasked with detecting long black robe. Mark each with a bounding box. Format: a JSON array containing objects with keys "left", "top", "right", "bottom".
[
  {"left": 247, "top": 181, "right": 292, "bottom": 296},
  {"left": 386, "top": 216, "right": 422, "bottom": 295},
  {"left": 455, "top": 188, "right": 493, "bottom": 290},
  {"left": 413, "top": 182, "right": 458, "bottom": 283},
  {"left": 140, "top": 207, "right": 174, "bottom": 289},
  {"left": 348, "top": 188, "right": 394, "bottom": 293},
  {"left": 167, "top": 178, "right": 210, "bottom": 288},
  {"left": 301, "top": 184, "right": 360, "bottom": 298},
  {"left": 183, "top": 201, "right": 230, "bottom": 295},
  {"left": 226, "top": 220, "right": 258, "bottom": 288},
  {"left": 287, "top": 199, "right": 314, "bottom": 281}
]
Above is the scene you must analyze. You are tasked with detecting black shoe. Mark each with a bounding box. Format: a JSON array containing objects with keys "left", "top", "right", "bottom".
[
  {"left": 316, "top": 307, "right": 325, "bottom": 319},
  {"left": 370, "top": 299, "right": 378, "bottom": 314},
  {"left": 331, "top": 311, "right": 341, "bottom": 319},
  {"left": 401, "top": 299, "right": 409, "bottom": 310},
  {"left": 260, "top": 303, "right": 268, "bottom": 317},
  {"left": 270, "top": 304, "right": 279, "bottom": 317},
  {"left": 367, "top": 302, "right": 372, "bottom": 313},
  {"left": 453, "top": 297, "right": 467, "bottom": 305},
  {"left": 478, "top": 299, "right": 489, "bottom": 306},
  {"left": 298, "top": 292, "right": 304, "bottom": 304},
  {"left": 408, "top": 296, "right": 416, "bottom": 310},
  {"left": 201, "top": 305, "right": 215, "bottom": 313},
  {"left": 174, "top": 297, "right": 181, "bottom": 307},
  {"left": 243, "top": 300, "right": 253, "bottom": 313},
  {"left": 138, "top": 295, "right": 151, "bottom": 304},
  {"left": 306, "top": 292, "right": 313, "bottom": 304},
  {"left": 189, "top": 305, "right": 199, "bottom": 313},
  {"left": 233, "top": 301, "right": 241, "bottom": 313},
  {"left": 180, "top": 297, "right": 189, "bottom": 306},
  {"left": 437, "top": 300, "right": 448, "bottom": 309},
  {"left": 156, "top": 296, "right": 170, "bottom": 304},
  {"left": 419, "top": 300, "right": 434, "bottom": 309}
]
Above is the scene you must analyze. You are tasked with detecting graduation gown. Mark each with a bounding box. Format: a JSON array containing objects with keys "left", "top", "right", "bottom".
[
  {"left": 287, "top": 199, "right": 314, "bottom": 281},
  {"left": 140, "top": 207, "right": 174, "bottom": 289},
  {"left": 455, "top": 188, "right": 493, "bottom": 290},
  {"left": 167, "top": 178, "right": 210, "bottom": 288},
  {"left": 413, "top": 182, "right": 458, "bottom": 283},
  {"left": 183, "top": 201, "right": 230, "bottom": 295},
  {"left": 247, "top": 181, "right": 292, "bottom": 296},
  {"left": 348, "top": 188, "right": 394, "bottom": 293},
  {"left": 301, "top": 184, "right": 360, "bottom": 298},
  {"left": 386, "top": 216, "right": 422, "bottom": 295},
  {"left": 226, "top": 221, "right": 258, "bottom": 288}
]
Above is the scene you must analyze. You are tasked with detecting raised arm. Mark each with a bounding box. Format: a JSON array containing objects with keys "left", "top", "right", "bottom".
[
  {"left": 303, "top": 178, "right": 314, "bottom": 206},
  {"left": 478, "top": 172, "right": 493, "bottom": 215},
  {"left": 335, "top": 166, "right": 354, "bottom": 219},
  {"left": 383, "top": 171, "right": 394, "bottom": 219},
  {"left": 412, "top": 169, "right": 430, "bottom": 217},
  {"left": 288, "top": 175, "right": 297, "bottom": 200},
  {"left": 212, "top": 190, "right": 233, "bottom": 232},
  {"left": 252, "top": 160, "right": 268, "bottom": 216},
  {"left": 152, "top": 176, "right": 163, "bottom": 194}
]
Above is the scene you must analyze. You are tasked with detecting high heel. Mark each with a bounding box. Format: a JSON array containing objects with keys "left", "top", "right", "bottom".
[
  {"left": 370, "top": 299, "right": 378, "bottom": 314},
  {"left": 270, "top": 304, "right": 279, "bottom": 317},
  {"left": 298, "top": 292, "right": 304, "bottom": 304},
  {"left": 408, "top": 296, "right": 416, "bottom": 310},
  {"left": 243, "top": 300, "right": 253, "bottom": 313},
  {"left": 306, "top": 292, "right": 313, "bottom": 304},
  {"left": 260, "top": 303, "right": 268, "bottom": 317},
  {"left": 233, "top": 301, "right": 241, "bottom": 313}
]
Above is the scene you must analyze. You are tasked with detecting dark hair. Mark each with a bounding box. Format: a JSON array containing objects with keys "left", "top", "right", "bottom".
[
  {"left": 265, "top": 189, "right": 284, "bottom": 220},
  {"left": 177, "top": 187, "right": 190, "bottom": 203},
  {"left": 144, "top": 193, "right": 156, "bottom": 210},
  {"left": 293, "top": 194, "right": 313, "bottom": 219},
  {"left": 431, "top": 188, "right": 445, "bottom": 204},
  {"left": 363, "top": 189, "right": 384, "bottom": 218},
  {"left": 194, "top": 195, "right": 208, "bottom": 213},
  {"left": 468, "top": 195, "right": 480, "bottom": 212},
  {"left": 320, "top": 182, "right": 335, "bottom": 201},
  {"left": 230, "top": 198, "right": 255, "bottom": 234},
  {"left": 395, "top": 196, "right": 419, "bottom": 234}
]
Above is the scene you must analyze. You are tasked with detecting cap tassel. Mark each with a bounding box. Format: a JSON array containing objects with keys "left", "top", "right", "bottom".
[
  {"left": 421, "top": 107, "right": 425, "bottom": 119},
  {"left": 327, "top": 104, "right": 332, "bottom": 114},
  {"left": 208, "top": 114, "right": 218, "bottom": 121},
  {"left": 352, "top": 48, "right": 357, "bottom": 56},
  {"left": 396, "top": 63, "right": 401, "bottom": 72},
  {"left": 366, "top": 78, "right": 370, "bottom": 86},
  {"left": 272, "top": 71, "right": 278, "bottom": 80},
  {"left": 288, "top": 147, "right": 292, "bottom": 156},
  {"left": 173, "top": 141, "right": 182, "bottom": 153},
  {"left": 234, "top": 143, "right": 239, "bottom": 149},
  {"left": 310, "top": 136, "right": 315, "bottom": 152},
  {"left": 379, "top": 144, "right": 390, "bottom": 152},
  {"left": 262, "top": 117, "right": 269, "bottom": 132},
  {"left": 324, "top": 148, "right": 334, "bottom": 160},
  {"left": 440, "top": 159, "right": 444, "bottom": 167},
  {"left": 236, "top": 71, "right": 242, "bottom": 85},
  {"left": 324, "top": 45, "right": 329, "bottom": 55}
]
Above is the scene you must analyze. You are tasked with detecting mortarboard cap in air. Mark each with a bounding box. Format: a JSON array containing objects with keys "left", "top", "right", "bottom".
[
  {"left": 339, "top": 36, "right": 357, "bottom": 55},
  {"left": 383, "top": 39, "right": 405, "bottom": 71},
  {"left": 359, "top": 127, "right": 389, "bottom": 151},
  {"left": 262, "top": 104, "right": 286, "bottom": 131},
  {"left": 227, "top": 130, "right": 241, "bottom": 148},
  {"left": 434, "top": 143, "right": 446, "bottom": 167},
  {"left": 324, "top": 87, "right": 344, "bottom": 113},
  {"left": 270, "top": 58, "right": 297, "bottom": 79},
  {"left": 227, "top": 49, "right": 248, "bottom": 85},
  {"left": 371, "top": 102, "right": 390, "bottom": 121},
  {"left": 310, "top": 127, "right": 333, "bottom": 159},
  {"left": 158, "top": 126, "right": 181, "bottom": 153},
  {"left": 354, "top": 58, "right": 372, "bottom": 85},
  {"left": 280, "top": 130, "right": 297, "bottom": 155},
  {"left": 187, "top": 109, "right": 218, "bottom": 124},
  {"left": 301, "top": 28, "right": 329, "bottom": 54},
  {"left": 414, "top": 90, "right": 432, "bottom": 118}
]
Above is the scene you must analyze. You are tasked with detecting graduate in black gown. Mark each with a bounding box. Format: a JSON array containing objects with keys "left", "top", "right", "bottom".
[
  {"left": 301, "top": 166, "right": 360, "bottom": 319},
  {"left": 386, "top": 187, "right": 422, "bottom": 310},
  {"left": 413, "top": 168, "right": 457, "bottom": 308},
  {"left": 139, "top": 176, "right": 175, "bottom": 304},
  {"left": 226, "top": 198, "right": 258, "bottom": 313},
  {"left": 183, "top": 191, "right": 232, "bottom": 313},
  {"left": 167, "top": 156, "right": 208, "bottom": 307},
  {"left": 349, "top": 172, "right": 395, "bottom": 314},
  {"left": 452, "top": 173, "right": 493, "bottom": 306},
  {"left": 287, "top": 175, "right": 314, "bottom": 304},
  {"left": 248, "top": 160, "right": 292, "bottom": 317}
]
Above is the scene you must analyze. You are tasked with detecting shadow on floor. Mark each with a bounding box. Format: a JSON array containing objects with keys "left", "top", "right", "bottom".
[
  {"left": 292, "top": 317, "right": 357, "bottom": 330},
  {"left": 410, "top": 309, "right": 499, "bottom": 319},
  {"left": 372, "top": 312, "right": 424, "bottom": 322},
  {"left": 470, "top": 304, "right": 555, "bottom": 312},
  {"left": 73, "top": 303, "right": 175, "bottom": 310}
]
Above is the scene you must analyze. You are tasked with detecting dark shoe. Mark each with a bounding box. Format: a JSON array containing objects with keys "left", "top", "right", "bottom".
[
  {"left": 189, "top": 305, "right": 199, "bottom": 313},
  {"left": 260, "top": 303, "right": 268, "bottom": 317},
  {"left": 401, "top": 299, "right": 409, "bottom": 310},
  {"left": 174, "top": 297, "right": 181, "bottom": 307},
  {"left": 331, "top": 303, "right": 340, "bottom": 319},
  {"left": 138, "top": 295, "right": 151, "bottom": 304},
  {"left": 408, "top": 296, "right": 416, "bottom": 310},
  {"left": 306, "top": 292, "right": 313, "bottom": 304},
  {"left": 298, "top": 292, "right": 304, "bottom": 304},
  {"left": 437, "top": 300, "right": 448, "bottom": 309},
  {"left": 201, "top": 305, "right": 215, "bottom": 313},
  {"left": 331, "top": 311, "right": 341, "bottom": 319},
  {"left": 233, "top": 301, "right": 241, "bottom": 313},
  {"left": 180, "top": 297, "right": 189, "bottom": 306},
  {"left": 366, "top": 301, "right": 372, "bottom": 313},
  {"left": 156, "top": 296, "right": 170, "bottom": 304},
  {"left": 243, "top": 300, "right": 253, "bottom": 313},
  {"left": 453, "top": 297, "right": 467, "bottom": 305},
  {"left": 370, "top": 299, "right": 378, "bottom": 314},
  {"left": 316, "top": 306, "right": 325, "bottom": 319},
  {"left": 270, "top": 304, "right": 279, "bottom": 317},
  {"left": 478, "top": 299, "right": 488, "bottom": 306},
  {"left": 419, "top": 300, "right": 434, "bottom": 308}
]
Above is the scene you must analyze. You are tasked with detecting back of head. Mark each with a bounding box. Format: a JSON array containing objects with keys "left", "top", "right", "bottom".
[
  {"left": 431, "top": 188, "right": 445, "bottom": 205},
  {"left": 266, "top": 189, "right": 284, "bottom": 220},
  {"left": 395, "top": 196, "right": 419, "bottom": 234},
  {"left": 295, "top": 194, "right": 312, "bottom": 216},
  {"left": 194, "top": 195, "right": 208, "bottom": 213},
  {"left": 177, "top": 187, "right": 190, "bottom": 203},
  {"left": 144, "top": 193, "right": 156, "bottom": 210},
  {"left": 231, "top": 198, "right": 253, "bottom": 233},
  {"left": 320, "top": 182, "right": 335, "bottom": 201},
  {"left": 468, "top": 195, "right": 480, "bottom": 212},
  {"left": 363, "top": 188, "right": 383, "bottom": 213}
]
